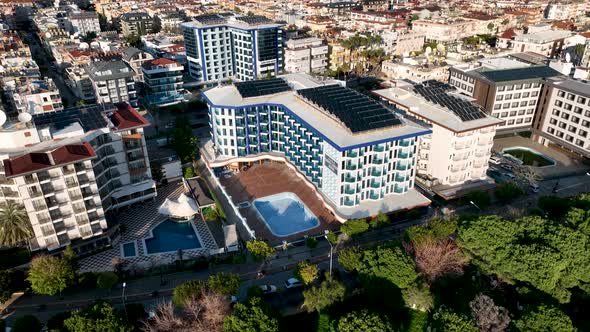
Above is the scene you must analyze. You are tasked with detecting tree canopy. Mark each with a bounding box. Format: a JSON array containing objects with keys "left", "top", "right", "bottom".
[
  {"left": 223, "top": 297, "right": 279, "bottom": 332},
  {"left": 28, "top": 255, "right": 76, "bottom": 295},
  {"left": 246, "top": 239, "right": 275, "bottom": 261},
  {"left": 0, "top": 202, "right": 33, "bottom": 247},
  {"left": 302, "top": 278, "right": 346, "bottom": 312},
  {"left": 96, "top": 272, "right": 118, "bottom": 290},
  {"left": 173, "top": 280, "right": 204, "bottom": 307},
  {"left": 514, "top": 305, "right": 574, "bottom": 332},
  {"left": 352, "top": 245, "right": 420, "bottom": 290},
  {"left": 340, "top": 218, "right": 369, "bottom": 237},
  {"left": 494, "top": 182, "right": 524, "bottom": 202},
  {"left": 335, "top": 310, "right": 393, "bottom": 332},
  {"left": 12, "top": 315, "right": 42, "bottom": 332},
  {"left": 63, "top": 300, "right": 132, "bottom": 332},
  {"left": 457, "top": 215, "right": 590, "bottom": 303},
  {"left": 171, "top": 116, "right": 199, "bottom": 163},
  {"left": 432, "top": 309, "right": 477, "bottom": 332},
  {"left": 294, "top": 261, "right": 319, "bottom": 285},
  {"left": 208, "top": 272, "right": 241, "bottom": 296}
]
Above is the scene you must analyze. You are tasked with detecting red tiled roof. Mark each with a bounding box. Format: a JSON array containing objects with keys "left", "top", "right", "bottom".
[
  {"left": 141, "top": 57, "right": 179, "bottom": 70},
  {"left": 110, "top": 103, "right": 150, "bottom": 131},
  {"left": 499, "top": 28, "right": 517, "bottom": 39},
  {"left": 3, "top": 142, "right": 96, "bottom": 177},
  {"left": 578, "top": 32, "right": 590, "bottom": 38}
]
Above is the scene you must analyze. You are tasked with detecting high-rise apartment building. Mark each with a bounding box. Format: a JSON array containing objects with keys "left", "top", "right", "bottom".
[
  {"left": 141, "top": 58, "right": 185, "bottom": 107},
  {"left": 182, "top": 14, "right": 284, "bottom": 85},
  {"left": 86, "top": 60, "right": 138, "bottom": 107},
  {"left": 0, "top": 103, "right": 155, "bottom": 253},
  {"left": 449, "top": 58, "right": 562, "bottom": 133},
  {"left": 201, "top": 74, "right": 431, "bottom": 219},
  {"left": 120, "top": 12, "right": 154, "bottom": 36},
  {"left": 374, "top": 80, "right": 503, "bottom": 197},
  {"left": 284, "top": 36, "right": 328, "bottom": 74}
]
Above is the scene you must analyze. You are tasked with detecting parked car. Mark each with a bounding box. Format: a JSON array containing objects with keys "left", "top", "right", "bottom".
[
  {"left": 284, "top": 278, "right": 302, "bottom": 289},
  {"left": 259, "top": 285, "right": 277, "bottom": 294},
  {"left": 505, "top": 173, "right": 516, "bottom": 179},
  {"left": 530, "top": 183, "right": 540, "bottom": 193},
  {"left": 500, "top": 164, "right": 513, "bottom": 171}
]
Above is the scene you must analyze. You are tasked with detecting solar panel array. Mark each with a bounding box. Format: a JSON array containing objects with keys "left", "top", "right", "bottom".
[
  {"left": 413, "top": 80, "right": 486, "bottom": 122},
  {"left": 235, "top": 78, "right": 292, "bottom": 98},
  {"left": 297, "top": 84, "right": 402, "bottom": 133},
  {"left": 194, "top": 14, "right": 226, "bottom": 25},
  {"left": 235, "top": 15, "right": 273, "bottom": 25},
  {"left": 33, "top": 105, "right": 108, "bottom": 132},
  {"left": 480, "top": 66, "right": 560, "bottom": 82}
]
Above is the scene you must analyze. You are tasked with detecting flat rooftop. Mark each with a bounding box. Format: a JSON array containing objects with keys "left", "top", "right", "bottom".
[
  {"left": 374, "top": 85, "right": 503, "bottom": 133},
  {"left": 546, "top": 77, "right": 590, "bottom": 98},
  {"left": 203, "top": 73, "right": 430, "bottom": 150},
  {"left": 514, "top": 30, "right": 572, "bottom": 44}
]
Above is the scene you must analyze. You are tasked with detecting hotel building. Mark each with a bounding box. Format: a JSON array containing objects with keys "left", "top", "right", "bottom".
[
  {"left": 533, "top": 78, "right": 590, "bottom": 158},
  {"left": 182, "top": 14, "right": 284, "bottom": 85},
  {"left": 374, "top": 80, "right": 503, "bottom": 198},
  {"left": 141, "top": 58, "right": 185, "bottom": 107},
  {"left": 0, "top": 103, "right": 155, "bottom": 253},
  {"left": 202, "top": 74, "right": 431, "bottom": 220}
]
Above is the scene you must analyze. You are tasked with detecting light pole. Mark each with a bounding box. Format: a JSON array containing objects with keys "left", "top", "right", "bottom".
[
  {"left": 122, "top": 282, "right": 128, "bottom": 322},
  {"left": 469, "top": 200, "right": 481, "bottom": 211},
  {"left": 324, "top": 230, "right": 333, "bottom": 278}
]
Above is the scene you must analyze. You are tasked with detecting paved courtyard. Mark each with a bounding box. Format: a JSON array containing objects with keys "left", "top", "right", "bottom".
[
  {"left": 79, "top": 182, "right": 220, "bottom": 272},
  {"left": 218, "top": 161, "right": 340, "bottom": 246}
]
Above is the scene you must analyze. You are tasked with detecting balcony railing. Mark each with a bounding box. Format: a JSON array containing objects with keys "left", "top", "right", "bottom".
[
  {"left": 345, "top": 164, "right": 357, "bottom": 171},
  {"left": 344, "top": 187, "right": 355, "bottom": 195}
]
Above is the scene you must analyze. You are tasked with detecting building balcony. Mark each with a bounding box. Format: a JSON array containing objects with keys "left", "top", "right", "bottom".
[
  {"left": 345, "top": 164, "right": 357, "bottom": 171},
  {"left": 344, "top": 176, "right": 358, "bottom": 183},
  {"left": 37, "top": 216, "right": 51, "bottom": 225},
  {"left": 345, "top": 150, "right": 358, "bottom": 158},
  {"left": 371, "top": 169, "right": 382, "bottom": 177},
  {"left": 399, "top": 140, "right": 411, "bottom": 147},
  {"left": 370, "top": 180, "right": 382, "bottom": 189},
  {"left": 343, "top": 198, "right": 355, "bottom": 207},
  {"left": 374, "top": 145, "right": 385, "bottom": 152},
  {"left": 394, "top": 186, "right": 405, "bottom": 194},
  {"left": 2, "top": 189, "right": 19, "bottom": 197},
  {"left": 396, "top": 163, "right": 408, "bottom": 171},
  {"left": 398, "top": 152, "right": 411, "bottom": 159},
  {"left": 369, "top": 191, "right": 380, "bottom": 200},
  {"left": 373, "top": 158, "right": 384, "bottom": 165},
  {"left": 344, "top": 187, "right": 356, "bottom": 195}
]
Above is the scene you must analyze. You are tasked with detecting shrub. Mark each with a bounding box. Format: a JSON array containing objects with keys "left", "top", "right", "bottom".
[
  {"left": 184, "top": 166, "right": 195, "bottom": 178},
  {"left": 369, "top": 213, "right": 390, "bottom": 228},
  {"left": 326, "top": 232, "right": 338, "bottom": 245},
  {"left": 173, "top": 280, "right": 204, "bottom": 307},
  {"left": 47, "top": 311, "right": 72, "bottom": 331},
  {"left": 495, "top": 182, "right": 524, "bottom": 202},
  {"left": 294, "top": 261, "right": 319, "bottom": 285},
  {"left": 306, "top": 237, "right": 318, "bottom": 249},
  {"left": 341, "top": 219, "right": 369, "bottom": 237},
  {"left": 231, "top": 255, "right": 246, "bottom": 264},
  {"left": 208, "top": 272, "right": 241, "bottom": 296},
  {"left": 96, "top": 271, "right": 118, "bottom": 290},
  {"left": 247, "top": 285, "right": 263, "bottom": 299},
  {"left": 246, "top": 239, "right": 276, "bottom": 261},
  {"left": 338, "top": 247, "right": 363, "bottom": 272}
]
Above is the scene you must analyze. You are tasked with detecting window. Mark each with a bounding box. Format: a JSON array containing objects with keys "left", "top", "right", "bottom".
[
  {"left": 555, "top": 100, "right": 563, "bottom": 107},
  {"left": 577, "top": 97, "right": 587, "bottom": 104},
  {"left": 529, "top": 100, "right": 536, "bottom": 106},
  {"left": 498, "top": 86, "right": 506, "bottom": 92},
  {"left": 505, "top": 94, "right": 512, "bottom": 100},
  {"left": 494, "top": 104, "right": 501, "bottom": 110},
  {"left": 557, "top": 90, "right": 566, "bottom": 97},
  {"left": 496, "top": 95, "right": 504, "bottom": 101},
  {"left": 510, "top": 111, "right": 517, "bottom": 116}
]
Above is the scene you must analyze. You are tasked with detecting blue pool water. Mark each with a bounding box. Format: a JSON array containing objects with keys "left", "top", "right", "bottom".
[
  {"left": 253, "top": 192, "right": 320, "bottom": 237},
  {"left": 122, "top": 242, "right": 136, "bottom": 257},
  {"left": 144, "top": 219, "right": 201, "bottom": 254}
]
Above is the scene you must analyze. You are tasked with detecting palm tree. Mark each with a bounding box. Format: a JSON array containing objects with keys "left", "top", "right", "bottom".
[{"left": 0, "top": 202, "right": 33, "bottom": 247}]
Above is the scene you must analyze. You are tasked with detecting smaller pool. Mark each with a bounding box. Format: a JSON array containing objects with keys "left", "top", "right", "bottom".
[
  {"left": 121, "top": 242, "right": 136, "bottom": 258},
  {"left": 502, "top": 147, "right": 555, "bottom": 167},
  {"left": 144, "top": 219, "right": 202, "bottom": 254},
  {"left": 253, "top": 192, "right": 319, "bottom": 237}
]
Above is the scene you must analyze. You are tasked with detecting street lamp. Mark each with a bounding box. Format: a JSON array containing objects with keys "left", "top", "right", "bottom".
[
  {"left": 324, "top": 230, "right": 333, "bottom": 278},
  {"left": 469, "top": 201, "right": 481, "bottom": 211},
  {"left": 122, "top": 282, "right": 128, "bottom": 322}
]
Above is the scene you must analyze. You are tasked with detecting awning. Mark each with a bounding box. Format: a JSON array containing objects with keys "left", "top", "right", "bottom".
[{"left": 158, "top": 193, "right": 200, "bottom": 218}]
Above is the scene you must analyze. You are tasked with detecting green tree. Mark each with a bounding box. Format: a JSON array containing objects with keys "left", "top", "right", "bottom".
[
  {"left": 487, "top": 22, "right": 495, "bottom": 32},
  {"left": 432, "top": 309, "right": 477, "bottom": 332},
  {"left": 369, "top": 213, "right": 390, "bottom": 228},
  {"left": 357, "top": 245, "right": 419, "bottom": 289},
  {"left": 457, "top": 215, "right": 590, "bottom": 303},
  {"left": 305, "top": 236, "right": 318, "bottom": 249},
  {"left": 96, "top": 271, "right": 118, "bottom": 290},
  {"left": 83, "top": 31, "right": 97, "bottom": 43},
  {"left": 246, "top": 239, "right": 275, "bottom": 261},
  {"left": 150, "top": 162, "right": 164, "bottom": 184},
  {"left": 0, "top": 202, "right": 33, "bottom": 247},
  {"left": 469, "top": 293, "right": 510, "bottom": 332},
  {"left": 223, "top": 297, "right": 279, "bottom": 332},
  {"left": 466, "top": 190, "right": 491, "bottom": 209},
  {"left": 203, "top": 206, "right": 223, "bottom": 221},
  {"left": 62, "top": 245, "right": 78, "bottom": 271},
  {"left": 172, "top": 116, "right": 199, "bottom": 163},
  {"left": 173, "top": 280, "right": 204, "bottom": 307},
  {"left": 294, "top": 261, "right": 319, "bottom": 285},
  {"left": 407, "top": 310, "right": 428, "bottom": 332},
  {"left": 336, "top": 310, "right": 393, "bottom": 332},
  {"left": 12, "top": 314, "right": 42, "bottom": 332},
  {"left": 208, "top": 272, "right": 241, "bottom": 296},
  {"left": 406, "top": 218, "right": 457, "bottom": 244},
  {"left": 28, "top": 255, "right": 75, "bottom": 295},
  {"left": 0, "top": 270, "right": 12, "bottom": 303},
  {"left": 494, "top": 182, "right": 524, "bottom": 202},
  {"left": 514, "top": 305, "right": 574, "bottom": 332},
  {"left": 538, "top": 195, "right": 570, "bottom": 219},
  {"left": 64, "top": 300, "right": 133, "bottom": 332},
  {"left": 302, "top": 278, "right": 346, "bottom": 312},
  {"left": 338, "top": 247, "right": 363, "bottom": 272},
  {"left": 184, "top": 166, "right": 195, "bottom": 178},
  {"left": 340, "top": 218, "right": 369, "bottom": 237},
  {"left": 125, "top": 35, "right": 142, "bottom": 48},
  {"left": 402, "top": 282, "right": 433, "bottom": 312}
]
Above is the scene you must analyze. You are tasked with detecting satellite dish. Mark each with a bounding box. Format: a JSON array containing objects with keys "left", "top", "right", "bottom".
[
  {"left": 425, "top": 46, "right": 432, "bottom": 55},
  {"left": 565, "top": 53, "right": 571, "bottom": 63},
  {"left": 0, "top": 111, "right": 6, "bottom": 127},
  {"left": 18, "top": 112, "right": 32, "bottom": 123},
  {"left": 45, "top": 32, "right": 52, "bottom": 39}
]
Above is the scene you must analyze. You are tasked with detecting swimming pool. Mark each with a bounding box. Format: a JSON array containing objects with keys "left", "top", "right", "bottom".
[
  {"left": 121, "top": 242, "right": 137, "bottom": 258},
  {"left": 253, "top": 192, "right": 320, "bottom": 237},
  {"left": 144, "top": 219, "right": 202, "bottom": 254},
  {"left": 502, "top": 147, "right": 555, "bottom": 167}
]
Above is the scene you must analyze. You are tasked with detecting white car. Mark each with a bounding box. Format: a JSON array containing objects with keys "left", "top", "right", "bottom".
[
  {"left": 259, "top": 285, "right": 277, "bottom": 294},
  {"left": 284, "top": 278, "right": 302, "bottom": 289}
]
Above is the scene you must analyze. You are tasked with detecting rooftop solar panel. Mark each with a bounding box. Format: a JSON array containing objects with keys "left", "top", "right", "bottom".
[
  {"left": 235, "top": 78, "right": 292, "bottom": 98},
  {"left": 297, "top": 84, "right": 402, "bottom": 133},
  {"left": 479, "top": 66, "right": 561, "bottom": 82},
  {"left": 413, "top": 81, "right": 486, "bottom": 122},
  {"left": 33, "top": 105, "right": 108, "bottom": 132}
]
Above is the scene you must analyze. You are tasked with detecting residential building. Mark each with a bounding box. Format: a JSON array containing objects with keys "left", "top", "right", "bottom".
[
  {"left": 449, "top": 58, "right": 562, "bottom": 133},
  {"left": 182, "top": 14, "right": 284, "bottom": 85},
  {"left": 382, "top": 59, "right": 449, "bottom": 83},
  {"left": 284, "top": 36, "right": 328, "bottom": 74},
  {"left": 86, "top": 60, "right": 138, "bottom": 107},
  {"left": 328, "top": 43, "right": 363, "bottom": 72},
  {"left": 155, "top": 11, "right": 183, "bottom": 33},
  {"left": 3, "top": 78, "right": 62, "bottom": 115},
  {"left": 512, "top": 30, "right": 573, "bottom": 58},
  {"left": 374, "top": 80, "right": 503, "bottom": 198},
  {"left": 65, "top": 66, "right": 96, "bottom": 102},
  {"left": 66, "top": 11, "right": 101, "bottom": 36},
  {"left": 141, "top": 58, "right": 184, "bottom": 107},
  {"left": 0, "top": 102, "right": 155, "bottom": 253},
  {"left": 201, "top": 74, "right": 431, "bottom": 220},
  {"left": 120, "top": 12, "right": 153, "bottom": 36},
  {"left": 411, "top": 18, "right": 479, "bottom": 43},
  {"left": 120, "top": 47, "right": 154, "bottom": 83},
  {"left": 533, "top": 78, "right": 590, "bottom": 158}
]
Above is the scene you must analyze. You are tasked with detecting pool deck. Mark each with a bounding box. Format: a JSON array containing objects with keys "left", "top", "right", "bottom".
[
  {"left": 79, "top": 182, "right": 221, "bottom": 273},
  {"left": 218, "top": 162, "right": 340, "bottom": 246}
]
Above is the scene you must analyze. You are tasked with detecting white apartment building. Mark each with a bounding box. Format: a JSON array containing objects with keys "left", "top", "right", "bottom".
[
  {"left": 374, "top": 81, "right": 502, "bottom": 195},
  {"left": 411, "top": 18, "right": 479, "bottom": 43},
  {"left": 65, "top": 66, "right": 95, "bottom": 102},
  {"left": 86, "top": 60, "right": 138, "bottom": 107},
  {"left": 4, "top": 78, "right": 63, "bottom": 114},
  {"left": 182, "top": 14, "right": 284, "bottom": 85},
  {"left": 382, "top": 59, "right": 449, "bottom": 83},
  {"left": 449, "top": 58, "right": 562, "bottom": 133},
  {"left": 0, "top": 103, "right": 155, "bottom": 253},
  {"left": 284, "top": 36, "right": 328, "bottom": 74},
  {"left": 202, "top": 74, "right": 431, "bottom": 220},
  {"left": 512, "top": 30, "right": 573, "bottom": 58},
  {"left": 533, "top": 78, "right": 590, "bottom": 158},
  {"left": 66, "top": 11, "right": 101, "bottom": 36},
  {"left": 121, "top": 47, "right": 155, "bottom": 83}
]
